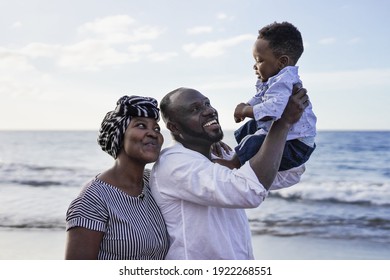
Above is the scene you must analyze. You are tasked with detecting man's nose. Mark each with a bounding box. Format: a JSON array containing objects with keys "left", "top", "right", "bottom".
[{"left": 202, "top": 106, "right": 216, "bottom": 116}]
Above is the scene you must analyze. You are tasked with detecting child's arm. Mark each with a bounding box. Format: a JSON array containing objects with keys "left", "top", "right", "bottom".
[
  {"left": 234, "top": 102, "right": 272, "bottom": 123},
  {"left": 234, "top": 103, "right": 253, "bottom": 123}
]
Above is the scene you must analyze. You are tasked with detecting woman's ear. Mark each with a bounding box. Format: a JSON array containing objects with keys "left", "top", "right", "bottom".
[{"left": 278, "top": 55, "right": 290, "bottom": 69}]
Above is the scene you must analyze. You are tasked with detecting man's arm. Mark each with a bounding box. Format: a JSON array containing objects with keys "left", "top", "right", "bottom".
[{"left": 249, "top": 85, "right": 308, "bottom": 189}]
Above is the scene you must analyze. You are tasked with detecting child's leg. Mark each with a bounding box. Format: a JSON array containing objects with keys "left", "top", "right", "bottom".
[
  {"left": 234, "top": 119, "right": 258, "bottom": 144},
  {"left": 235, "top": 134, "right": 266, "bottom": 166},
  {"left": 279, "top": 139, "right": 316, "bottom": 171}
]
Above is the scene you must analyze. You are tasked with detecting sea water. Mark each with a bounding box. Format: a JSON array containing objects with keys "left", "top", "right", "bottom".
[{"left": 0, "top": 130, "right": 389, "bottom": 244}]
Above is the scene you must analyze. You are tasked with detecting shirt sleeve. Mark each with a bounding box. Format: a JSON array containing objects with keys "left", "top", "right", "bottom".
[
  {"left": 269, "top": 164, "right": 306, "bottom": 191},
  {"left": 66, "top": 181, "right": 108, "bottom": 232},
  {"left": 152, "top": 151, "right": 268, "bottom": 209}
]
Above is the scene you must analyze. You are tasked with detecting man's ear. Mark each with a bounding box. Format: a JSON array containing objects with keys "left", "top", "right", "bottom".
[
  {"left": 167, "top": 121, "right": 180, "bottom": 136},
  {"left": 278, "top": 55, "right": 290, "bottom": 69}
]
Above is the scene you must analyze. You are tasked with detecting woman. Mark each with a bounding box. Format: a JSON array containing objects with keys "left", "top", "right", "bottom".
[{"left": 65, "top": 95, "right": 169, "bottom": 260}]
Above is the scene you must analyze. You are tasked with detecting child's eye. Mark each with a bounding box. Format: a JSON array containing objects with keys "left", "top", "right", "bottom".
[{"left": 154, "top": 126, "right": 161, "bottom": 132}]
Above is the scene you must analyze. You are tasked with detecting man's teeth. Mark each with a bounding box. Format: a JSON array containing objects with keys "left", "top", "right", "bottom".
[{"left": 204, "top": 120, "right": 217, "bottom": 127}]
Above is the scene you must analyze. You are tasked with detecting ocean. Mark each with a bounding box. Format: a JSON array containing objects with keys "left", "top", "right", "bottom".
[{"left": 1, "top": 130, "right": 390, "bottom": 247}]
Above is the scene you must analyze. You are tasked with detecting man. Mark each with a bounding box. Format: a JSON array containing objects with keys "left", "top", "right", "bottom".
[{"left": 150, "top": 86, "right": 309, "bottom": 259}]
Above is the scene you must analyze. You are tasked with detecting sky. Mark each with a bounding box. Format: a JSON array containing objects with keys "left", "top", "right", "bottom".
[{"left": 1, "top": 0, "right": 389, "bottom": 131}]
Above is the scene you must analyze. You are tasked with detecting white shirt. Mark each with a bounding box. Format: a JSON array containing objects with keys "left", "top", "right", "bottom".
[
  {"left": 249, "top": 66, "right": 317, "bottom": 143},
  {"left": 150, "top": 142, "right": 305, "bottom": 259}
]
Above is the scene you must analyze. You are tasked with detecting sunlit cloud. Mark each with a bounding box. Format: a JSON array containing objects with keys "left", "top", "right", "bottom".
[{"left": 183, "top": 34, "right": 253, "bottom": 57}]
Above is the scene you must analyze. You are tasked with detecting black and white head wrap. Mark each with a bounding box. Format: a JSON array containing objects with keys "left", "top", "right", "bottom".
[{"left": 97, "top": 95, "right": 160, "bottom": 159}]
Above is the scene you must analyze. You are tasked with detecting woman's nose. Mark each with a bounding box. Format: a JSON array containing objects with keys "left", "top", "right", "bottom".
[{"left": 147, "top": 128, "right": 159, "bottom": 138}]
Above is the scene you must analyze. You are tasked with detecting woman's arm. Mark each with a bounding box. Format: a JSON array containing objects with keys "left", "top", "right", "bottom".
[{"left": 65, "top": 227, "right": 104, "bottom": 260}]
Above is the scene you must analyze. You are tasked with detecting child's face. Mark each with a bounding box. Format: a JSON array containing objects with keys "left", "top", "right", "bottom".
[{"left": 252, "top": 38, "right": 280, "bottom": 82}]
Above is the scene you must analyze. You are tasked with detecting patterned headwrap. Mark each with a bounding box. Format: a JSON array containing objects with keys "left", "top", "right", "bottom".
[{"left": 97, "top": 95, "right": 160, "bottom": 159}]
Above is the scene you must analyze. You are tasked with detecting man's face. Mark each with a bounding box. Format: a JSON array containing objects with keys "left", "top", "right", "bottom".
[{"left": 169, "top": 89, "right": 223, "bottom": 146}]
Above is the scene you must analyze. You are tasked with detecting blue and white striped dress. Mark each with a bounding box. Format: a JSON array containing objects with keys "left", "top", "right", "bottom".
[{"left": 66, "top": 170, "right": 169, "bottom": 260}]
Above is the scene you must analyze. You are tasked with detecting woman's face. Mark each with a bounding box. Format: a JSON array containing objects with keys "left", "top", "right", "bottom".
[{"left": 121, "top": 117, "right": 164, "bottom": 164}]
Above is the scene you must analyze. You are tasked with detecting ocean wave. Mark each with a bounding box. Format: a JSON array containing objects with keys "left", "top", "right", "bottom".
[
  {"left": 0, "top": 162, "right": 78, "bottom": 173},
  {"left": 0, "top": 162, "right": 95, "bottom": 188},
  {"left": 249, "top": 216, "right": 390, "bottom": 243},
  {"left": 10, "top": 179, "right": 64, "bottom": 187},
  {"left": 271, "top": 180, "right": 390, "bottom": 206},
  {"left": 0, "top": 222, "right": 65, "bottom": 230}
]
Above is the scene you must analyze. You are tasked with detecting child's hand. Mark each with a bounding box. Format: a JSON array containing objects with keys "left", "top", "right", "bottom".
[
  {"left": 234, "top": 103, "right": 254, "bottom": 122},
  {"left": 234, "top": 103, "right": 249, "bottom": 122}
]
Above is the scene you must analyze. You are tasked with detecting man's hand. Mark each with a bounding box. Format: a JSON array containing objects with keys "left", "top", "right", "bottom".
[
  {"left": 280, "top": 84, "right": 309, "bottom": 126},
  {"left": 211, "top": 141, "right": 232, "bottom": 157}
]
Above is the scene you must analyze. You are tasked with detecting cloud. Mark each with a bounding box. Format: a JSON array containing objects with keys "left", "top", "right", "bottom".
[
  {"left": 319, "top": 37, "right": 336, "bottom": 45},
  {"left": 78, "top": 15, "right": 136, "bottom": 34},
  {"left": 0, "top": 48, "right": 35, "bottom": 72},
  {"left": 303, "top": 68, "right": 390, "bottom": 91},
  {"left": 147, "top": 52, "right": 178, "bottom": 62},
  {"left": 186, "top": 26, "right": 213, "bottom": 35},
  {"left": 0, "top": 48, "right": 56, "bottom": 99},
  {"left": 12, "top": 21, "right": 23, "bottom": 28},
  {"left": 216, "top": 12, "right": 234, "bottom": 21},
  {"left": 347, "top": 37, "right": 361, "bottom": 44},
  {"left": 78, "top": 15, "right": 164, "bottom": 44},
  {"left": 183, "top": 34, "right": 253, "bottom": 58},
  {"left": 21, "top": 43, "right": 60, "bottom": 58},
  {"left": 58, "top": 39, "right": 137, "bottom": 71},
  {"left": 0, "top": 15, "right": 171, "bottom": 72}
]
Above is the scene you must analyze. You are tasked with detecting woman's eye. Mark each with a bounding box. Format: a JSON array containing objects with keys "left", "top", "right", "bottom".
[{"left": 136, "top": 123, "right": 146, "bottom": 128}]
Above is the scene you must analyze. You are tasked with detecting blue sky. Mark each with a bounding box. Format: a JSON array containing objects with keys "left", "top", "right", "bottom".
[{"left": 1, "top": 0, "right": 389, "bottom": 131}]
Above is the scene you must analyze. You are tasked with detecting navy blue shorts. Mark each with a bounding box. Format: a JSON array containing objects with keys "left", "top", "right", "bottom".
[{"left": 234, "top": 133, "right": 316, "bottom": 171}]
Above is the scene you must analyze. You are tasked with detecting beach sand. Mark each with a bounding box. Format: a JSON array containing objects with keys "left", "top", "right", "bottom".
[{"left": 0, "top": 229, "right": 389, "bottom": 260}]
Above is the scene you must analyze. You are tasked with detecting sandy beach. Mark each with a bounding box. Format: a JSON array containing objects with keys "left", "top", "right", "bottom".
[{"left": 1, "top": 229, "right": 389, "bottom": 260}]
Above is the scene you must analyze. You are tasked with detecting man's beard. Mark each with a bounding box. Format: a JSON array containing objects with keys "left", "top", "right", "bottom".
[{"left": 181, "top": 124, "right": 224, "bottom": 144}]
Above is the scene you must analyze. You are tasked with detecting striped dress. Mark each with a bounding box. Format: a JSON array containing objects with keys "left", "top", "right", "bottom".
[{"left": 66, "top": 170, "right": 169, "bottom": 260}]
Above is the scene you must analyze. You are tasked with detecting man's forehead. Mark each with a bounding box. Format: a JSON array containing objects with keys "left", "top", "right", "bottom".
[{"left": 171, "top": 89, "right": 208, "bottom": 105}]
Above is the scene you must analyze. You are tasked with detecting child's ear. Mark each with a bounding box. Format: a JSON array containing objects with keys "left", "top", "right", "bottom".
[{"left": 278, "top": 55, "right": 289, "bottom": 69}]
